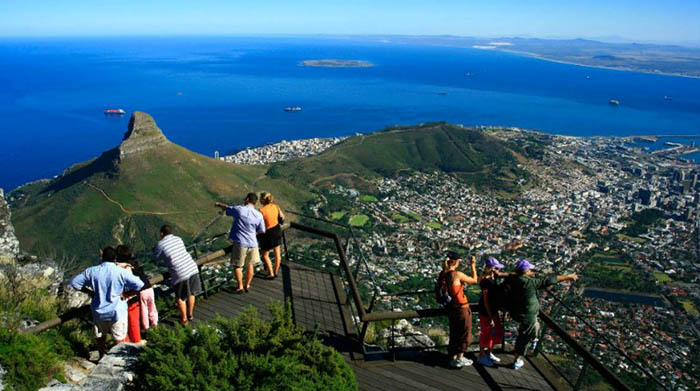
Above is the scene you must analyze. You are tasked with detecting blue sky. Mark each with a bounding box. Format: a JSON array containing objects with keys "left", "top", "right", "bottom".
[{"left": 2, "top": 0, "right": 699, "bottom": 44}]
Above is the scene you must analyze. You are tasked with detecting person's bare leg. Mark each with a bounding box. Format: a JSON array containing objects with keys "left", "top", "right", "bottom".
[
  {"left": 177, "top": 298, "right": 187, "bottom": 323},
  {"left": 273, "top": 246, "right": 282, "bottom": 276},
  {"left": 234, "top": 267, "right": 244, "bottom": 291},
  {"left": 245, "top": 263, "right": 254, "bottom": 289},
  {"left": 97, "top": 336, "right": 106, "bottom": 359},
  {"left": 187, "top": 295, "right": 195, "bottom": 319},
  {"left": 262, "top": 250, "right": 274, "bottom": 277}
]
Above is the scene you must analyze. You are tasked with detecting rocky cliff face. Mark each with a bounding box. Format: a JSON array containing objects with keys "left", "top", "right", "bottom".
[
  {"left": 0, "top": 189, "right": 20, "bottom": 264},
  {"left": 118, "top": 112, "right": 169, "bottom": 159}
]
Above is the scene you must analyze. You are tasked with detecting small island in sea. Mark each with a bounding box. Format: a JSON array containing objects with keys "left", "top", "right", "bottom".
[{"left": 300, "top": 59, "right": 373, "bottom": 67}]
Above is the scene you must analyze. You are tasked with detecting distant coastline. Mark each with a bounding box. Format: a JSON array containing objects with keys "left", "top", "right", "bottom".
[
  {"left": 508, "top": 50, "right": 700, "bottom": 80},
  {"left": 300, "top": 59, "right": 373, "bottom": 68},
  {"left": 467, "top": 46, "right": 700, "bottom": 79}
]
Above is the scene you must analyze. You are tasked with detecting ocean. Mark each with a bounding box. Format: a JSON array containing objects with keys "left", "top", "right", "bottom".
[{"left": 2, "top": 36, "right": 700, "bottom": 190}]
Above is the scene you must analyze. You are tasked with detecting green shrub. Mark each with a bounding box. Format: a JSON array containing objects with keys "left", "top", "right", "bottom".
[
  {"left": 137, "top": 302, "right": 357, "bottom": 391},
  {"left": 0, "top": 328, "right": 64, "bottom": 391}
]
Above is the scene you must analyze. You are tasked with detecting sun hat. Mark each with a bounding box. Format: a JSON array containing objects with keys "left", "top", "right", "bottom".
[
  {"left": 515, "top": 258, "right": 535, "bottom": 271},
  {"left": 485, "top": 256, "right": 504, "bottom": 269}
]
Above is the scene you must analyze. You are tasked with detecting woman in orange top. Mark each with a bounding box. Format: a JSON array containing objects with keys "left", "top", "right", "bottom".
[
  {"left": 438, "top": 252, "right": 478, "bottom": 368},
  {"left": 258, "top": 192, "right": 286, "bottom": 278}
]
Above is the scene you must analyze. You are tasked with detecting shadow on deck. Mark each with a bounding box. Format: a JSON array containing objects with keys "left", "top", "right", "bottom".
[{"left": 194, "top": 262, "right": 555, "bottom": 391}]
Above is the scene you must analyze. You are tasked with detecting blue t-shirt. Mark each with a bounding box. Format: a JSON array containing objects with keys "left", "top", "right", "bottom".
[
  {"left": 226, "top": 204, "right": 265, "bottom": 248},
  {"left": 70, "top": 262, "right": 144, "bottom": 322}
]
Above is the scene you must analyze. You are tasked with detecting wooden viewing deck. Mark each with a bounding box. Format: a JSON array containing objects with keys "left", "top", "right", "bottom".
[{"left": 194, "top": 262, "right": 556, "bottom": 391}]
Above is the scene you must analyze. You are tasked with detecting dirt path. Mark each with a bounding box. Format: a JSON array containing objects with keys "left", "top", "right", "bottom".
[{"left": 88, "top": 183, "right": 204, "bottom": 215}]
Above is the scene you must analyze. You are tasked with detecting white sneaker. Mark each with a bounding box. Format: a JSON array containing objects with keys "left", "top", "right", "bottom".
[
  {"left": 450, "top": 359, "right": 464, "bottom": 369},
  {"left": 458, "top": 357, "right": 473, "bottom": 366},
  {"left": 513, "top": 357, "right": 525, "bottom": 370},
  {"left": 489, "top": 353, "right": 501, "bottom": 362},
  {"left": 477, "top": 356, "right": 494, "bottom": 367}
]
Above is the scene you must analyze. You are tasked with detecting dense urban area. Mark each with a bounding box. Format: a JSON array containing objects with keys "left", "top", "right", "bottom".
[{"left": 227, "top": 129, "right": 700, "bottom": 390}]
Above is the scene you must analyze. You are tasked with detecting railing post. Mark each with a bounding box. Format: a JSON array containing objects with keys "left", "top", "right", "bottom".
[
  {"left": 194, "top": 244, "right": 209, "bottom": 299},
  {"left": 358, "top": 296, "right": 376, "bottom": 347},
  {"left": 282, "top": 230, "right": 289, "bottom": 264},
  {"left": 574, "top": 334, "right": 600, "bottom": 390}
]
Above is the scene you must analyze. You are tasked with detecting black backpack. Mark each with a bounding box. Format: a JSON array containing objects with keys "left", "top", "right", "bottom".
[{"left": 435, "top": 272, "right": 453, "bottom": 306}]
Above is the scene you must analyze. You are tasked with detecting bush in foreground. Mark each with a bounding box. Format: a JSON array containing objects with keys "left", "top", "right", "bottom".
[
  {"left": 0, "top": 328, "right": 65, "bottom": 391},
  {"left": 136, "top": 302, "right": 357, "bottom": 391}
]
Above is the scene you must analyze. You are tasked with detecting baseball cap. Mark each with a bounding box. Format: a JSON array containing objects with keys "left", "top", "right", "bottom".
[
  {"left": 485, "top": 256, "right": 504, "bottom": 269},
  {"left": 446, "top": 251, "right": 461, "bottom": 260},
  {"left": 515, "top": 259, "right": 535, "bottom": 271}
]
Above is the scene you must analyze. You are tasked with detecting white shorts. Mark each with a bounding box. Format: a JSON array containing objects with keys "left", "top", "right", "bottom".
[{"left": 93, "top": 315, "right": 128, "bottom": 341}]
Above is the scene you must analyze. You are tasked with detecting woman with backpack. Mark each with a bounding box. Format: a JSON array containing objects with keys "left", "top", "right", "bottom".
[
  {"left": 476, "top": 257, "right": 507, "bottom": 367},
  {"left": 437, "top": 251, "right": 478, "bottom": 368}
]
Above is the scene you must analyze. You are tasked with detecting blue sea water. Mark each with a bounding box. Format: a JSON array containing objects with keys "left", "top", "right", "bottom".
[{"left": 2, "top": 36, "right": 700, "bottom": 190}]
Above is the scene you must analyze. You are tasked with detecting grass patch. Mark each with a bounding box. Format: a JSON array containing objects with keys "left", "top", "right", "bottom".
[
  {"left": 349, "top": 214, "right": 370, "bottom": 227},
  {"left": 583, "top": 255, "right": 658, "bottom": 294},
  {"left": 392, "top": 213, "right": 409, "bottom": 223},
  {"left": 426, "top": 221, "right": 443, "bottom": 229},
  {"left": 361, "top": 195, "right": 378, "bottom": 202},
  {"left": 653, "top": 272, "right": 673, "bottom": 283},
  {"left": 330, "top": 211, "right": 347, "bottom": 220},
  {"left": 516, "top": 215, "right": 529, "bottom": 224},
  {"left": 406, "top": 212, "right": 422, "bottom": 222},
  {"left": 680, "top": 300, "right": 699, "bottom": 316},
  {"left": 616, "top": 233, "right": 646, "bottom": 243}
]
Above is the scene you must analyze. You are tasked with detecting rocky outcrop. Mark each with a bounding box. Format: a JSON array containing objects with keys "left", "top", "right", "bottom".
[
  {"left": 0, "top": 189, "right": 20, "bottom": 264},
  {"left": 40, "top": 343, "right": 143, "bottom": 391},
  {"left": 378, "top": 319, "right": 436, "bottom": 349},
  {"left": 63, "top": 285, "right": 91, "bottom": 310},
  {"left": 118, "top": 112, "right": 169, "bottom": 159}
]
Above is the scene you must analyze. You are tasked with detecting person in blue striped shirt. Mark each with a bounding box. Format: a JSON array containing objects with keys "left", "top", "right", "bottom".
[{"left": 152, "top": 225, "right": 201, "bottom": 324}]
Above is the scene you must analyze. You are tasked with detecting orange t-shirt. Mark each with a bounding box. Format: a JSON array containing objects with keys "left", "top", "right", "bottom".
[
  {"left": 260, "top": 203, "right": 279, "bottom": 229},
  {"left": 445, "top": 271, "right": 469, "bottom": 308}
]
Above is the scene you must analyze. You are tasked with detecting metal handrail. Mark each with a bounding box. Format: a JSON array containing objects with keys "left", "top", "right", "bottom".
[
  {"left": 285, "top": 210, "right": 382, "bottom": 295},
  {"left": 545, "top": 290, "right": 671, "bottom": 391}
]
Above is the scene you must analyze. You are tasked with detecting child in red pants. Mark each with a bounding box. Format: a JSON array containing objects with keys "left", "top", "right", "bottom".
[
  {"left": 117, "top": 245, "right": 151, "bottom": 344},
  {"left": 477, "top": 257, "right": 506, "bottom": 367}
]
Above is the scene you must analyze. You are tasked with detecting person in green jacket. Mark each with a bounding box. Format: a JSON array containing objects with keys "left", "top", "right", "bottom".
[{"left": 504, "top": 259, "right": 578, "bottom": 370}]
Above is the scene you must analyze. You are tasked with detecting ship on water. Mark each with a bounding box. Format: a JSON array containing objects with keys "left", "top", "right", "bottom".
[
  {"left": 609, "top": 99, "right": 620, "bottom": 106},
  {"left": 284, "top": 106, "right": 302, "bottom": 112},
  {"left": 104, "top": 109, "right": 126, "bottom": 115}
]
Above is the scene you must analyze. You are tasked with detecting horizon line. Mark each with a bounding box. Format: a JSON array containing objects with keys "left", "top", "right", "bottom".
[{"left": 0, "top": 33, "right": 698, "bottom": 48}]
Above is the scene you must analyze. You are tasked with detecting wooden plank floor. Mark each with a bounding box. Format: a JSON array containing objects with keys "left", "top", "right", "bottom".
[
  {"left": 194, "top": 262, "right": 556, "bottom": 391},
  {"left": 347, "top": 352, "right": 555, "bottom": 391}
]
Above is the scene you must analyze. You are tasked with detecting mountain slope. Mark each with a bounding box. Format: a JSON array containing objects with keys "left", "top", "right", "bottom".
[
  {"left": 267, "top": 122, "right": 526, "bottom": 193},
  {"left": 9, "top": 112, "right": 311, "bottom": 262}
]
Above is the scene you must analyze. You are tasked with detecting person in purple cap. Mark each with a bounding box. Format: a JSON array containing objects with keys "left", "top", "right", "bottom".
[
  {"left": 503, "top": 259, "right": 578, "bottom": 370},
  {"left": 476, "top": 256, "right": 509, "bottom": 367}
]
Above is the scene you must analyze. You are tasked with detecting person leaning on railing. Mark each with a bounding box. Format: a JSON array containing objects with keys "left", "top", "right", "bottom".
[
  {"left": 215, "top": 192, "right": 266, "bottom": 293},
  {"left": 502, "top": 259, "right": 578, "bottom": 371},
  {"left": 152, "top": 225, "right": 202, "bottom": 324},
  {"left": 69, "top": 246, "right": 144, "bottom": 358},
  {"left": 437, "top": 251, "right": 478, "bottom": 369}
]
